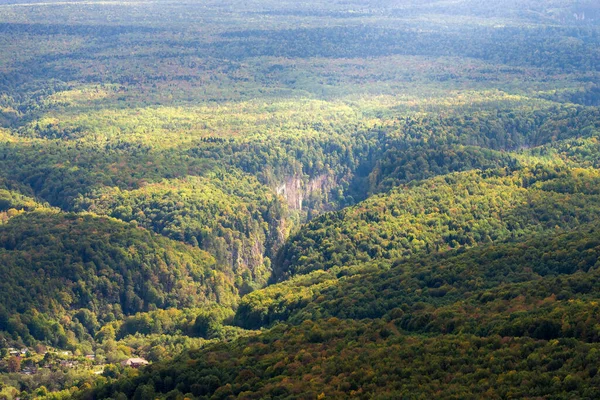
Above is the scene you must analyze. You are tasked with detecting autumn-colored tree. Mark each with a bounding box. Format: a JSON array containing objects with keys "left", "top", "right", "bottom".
[{"left": 7, "top": 356, "right": 20, "bottom": 373}]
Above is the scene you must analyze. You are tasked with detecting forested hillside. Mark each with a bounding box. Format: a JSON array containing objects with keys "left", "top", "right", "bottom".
[
  {"left": 275, "top": 166, "right": 600, "bottom": 278},
  {"left": 81, "top": 220, "right": 600, "bottom": 399},
  {"left": 0, "top": 211, "right": 238, "bottom": 345},
  {"left": 0, "top": 0, "right": 599, "bottom": 398}
]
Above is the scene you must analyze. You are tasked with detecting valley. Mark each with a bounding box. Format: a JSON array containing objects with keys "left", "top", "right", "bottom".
[{"left": 0, "top": 0, "right": 598, "bottom": 398}]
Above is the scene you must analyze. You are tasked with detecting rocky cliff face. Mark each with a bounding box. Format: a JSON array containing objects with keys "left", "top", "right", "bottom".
[
  {"left": 276, "top": 174, "right": 332, "bottom": 211},
  {"left": 276, "top": 176, "right": 303, "bottom": 210}
]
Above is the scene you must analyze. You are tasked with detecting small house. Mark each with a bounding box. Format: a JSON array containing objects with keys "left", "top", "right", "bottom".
[{"left": 120, "top": 357, "right": 149, "bottom": 368}]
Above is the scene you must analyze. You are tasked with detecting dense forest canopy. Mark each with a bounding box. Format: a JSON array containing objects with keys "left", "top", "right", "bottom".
[{"left": 0, "top": 0, "right": 598, "bottom": 398}]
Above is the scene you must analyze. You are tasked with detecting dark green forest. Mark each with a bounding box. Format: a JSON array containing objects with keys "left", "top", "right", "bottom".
[{"left": 0, "top": 0, "right": 599, "bottom": 398}]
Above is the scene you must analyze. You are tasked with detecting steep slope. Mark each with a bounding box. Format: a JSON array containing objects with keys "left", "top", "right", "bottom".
[
  {"left": 74, "top": 172, "right": 288, "bottom": 292},
  {"left": 0, "top": 211, "right": 237, "bottom": 347}
]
